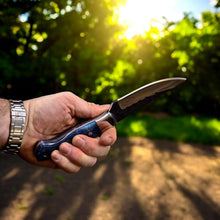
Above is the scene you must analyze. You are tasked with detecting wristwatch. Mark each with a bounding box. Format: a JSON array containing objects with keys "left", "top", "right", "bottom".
[{"left": 3, "top": 100, "right": 26, "bottom": 154}]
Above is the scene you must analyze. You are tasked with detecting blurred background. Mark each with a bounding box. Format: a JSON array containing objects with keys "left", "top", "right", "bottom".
[{"left": 0, "top": 1, "right": 220, "bottom": 220}]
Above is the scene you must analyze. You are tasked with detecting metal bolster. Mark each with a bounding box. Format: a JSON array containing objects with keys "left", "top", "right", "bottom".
[{"left": 95, "top": 111, "right": 117, "bottom": 126}]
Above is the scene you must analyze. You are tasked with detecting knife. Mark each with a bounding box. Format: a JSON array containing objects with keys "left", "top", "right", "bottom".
[{"left": 34, "top": 77, "right": 186, "bottom": 161}]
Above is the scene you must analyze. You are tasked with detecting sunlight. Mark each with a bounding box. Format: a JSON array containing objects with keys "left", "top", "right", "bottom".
[{"left": 116, "top": 0, "right": 177, "bottom": 39}]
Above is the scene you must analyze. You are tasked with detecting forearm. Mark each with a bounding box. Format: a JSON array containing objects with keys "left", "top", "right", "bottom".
[{"left": 0, "top": 99, "right": 10, "bottom": 149}]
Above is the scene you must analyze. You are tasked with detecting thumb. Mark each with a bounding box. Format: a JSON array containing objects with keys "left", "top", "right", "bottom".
[{"left": 74, "top": 97, "right": 110, "bottom": 119}]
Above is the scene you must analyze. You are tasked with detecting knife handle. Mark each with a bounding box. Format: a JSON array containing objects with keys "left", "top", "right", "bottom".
[{"left": 34, "top": 120, "right": 102, "bottom": 161}]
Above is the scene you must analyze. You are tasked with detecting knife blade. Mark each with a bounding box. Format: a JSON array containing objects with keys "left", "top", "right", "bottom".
[{"left": 34, "top": 77, "right": 186, "bottom": 161}]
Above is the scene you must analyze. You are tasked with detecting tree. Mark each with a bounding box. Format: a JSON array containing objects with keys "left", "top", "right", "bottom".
[
  {"left": 0, "top": 0, "right": 121, "bottom": 99},
  {"left": 214, "top": 0, "right": 220, "bottom": 8},
  {"left": 1, "top": 1, "right": 220, "bottom": 116}
]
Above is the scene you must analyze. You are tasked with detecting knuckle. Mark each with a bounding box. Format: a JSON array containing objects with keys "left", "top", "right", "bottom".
[
  {"left": 88, "top": 102, "right": 99, "bottom": 118},
  {"left": 79, "top": 138, "right": 96, "bottom": 155}
]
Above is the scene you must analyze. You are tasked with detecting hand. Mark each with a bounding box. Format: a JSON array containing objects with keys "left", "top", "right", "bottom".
[{"left": 20, "top": 92, "right": 117, "bottom": 173}]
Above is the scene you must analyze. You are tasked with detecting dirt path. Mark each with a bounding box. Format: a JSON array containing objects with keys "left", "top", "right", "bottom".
[{"left": 0, "top": 137, "right": 220, "bottom": 220}]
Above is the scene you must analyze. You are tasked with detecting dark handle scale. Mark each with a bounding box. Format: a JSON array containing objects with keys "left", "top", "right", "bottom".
[
  {"left": 34, "top": 121, "right": 102, "bottom": 161},
  {"left": 34, "top": 111, "right": 115, "bottom": 161}
]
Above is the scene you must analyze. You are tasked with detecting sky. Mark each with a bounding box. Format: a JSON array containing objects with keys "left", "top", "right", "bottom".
[
  {"left": 160, "top": 0, "right": 217, "bottom": 20},
  {"left": 117, "top": 0, "right": 218, "bottom": 38},
  {"left": 118, "top": 0, "right": 217, "bottom": 23}
]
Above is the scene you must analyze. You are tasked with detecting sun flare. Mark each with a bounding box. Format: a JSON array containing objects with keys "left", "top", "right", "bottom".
[{"left": 116, "top": 0, "right": 176, "bottom": 39}]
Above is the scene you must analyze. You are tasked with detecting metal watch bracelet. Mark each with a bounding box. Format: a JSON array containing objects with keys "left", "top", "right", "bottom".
[{"left": 3, "top": 100, "right": 26, "bottom": 154}]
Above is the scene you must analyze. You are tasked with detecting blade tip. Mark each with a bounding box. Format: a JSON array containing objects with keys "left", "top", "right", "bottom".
[{"left": 173, "top": 77, "right": 187, "bottom": 81}]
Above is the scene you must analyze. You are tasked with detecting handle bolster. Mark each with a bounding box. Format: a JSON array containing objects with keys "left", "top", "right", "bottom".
[{"left": 95, "top": 111, "right": 117, "bottom": 126}]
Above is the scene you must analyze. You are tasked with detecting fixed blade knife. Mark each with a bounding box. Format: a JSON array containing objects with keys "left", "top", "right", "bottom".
[{"left": 34, "top": 77, "right": 186, "bottom": 161}]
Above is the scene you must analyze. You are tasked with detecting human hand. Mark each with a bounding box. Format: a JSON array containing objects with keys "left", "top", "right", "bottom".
[{"left": 20, "top": 92, "right": 117, "bottom": 173}]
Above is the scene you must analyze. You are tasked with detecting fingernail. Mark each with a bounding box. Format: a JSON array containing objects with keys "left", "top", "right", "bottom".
[
  {"left": 74, "top": 137, "right": 85, "bottom": 147},
  {"left": 61, "top": 144, "right": 71, "bottom": 155}
]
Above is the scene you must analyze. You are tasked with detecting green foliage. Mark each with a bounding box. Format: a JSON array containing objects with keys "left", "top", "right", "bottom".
[
  {"left": 44, "top": 188, "right": 54, "bottom": 195},
  {"left": 92, "top": 60, "right": 135, "bottom": 101},
  {"left": 18, "top": 205, "right": 27, "bottom": 210},
  {"left": 0, "top": 0, "right": 120, "bottom": 99},
  {"left": 56, "top": 174, "right": 65, "bottom": 183},
  {"left": 101, "top": 195, "right": 110, "bottom": 200},
  {"left": 0, "top": 1, "right": 220, "bottom": 116},
  {"left": 116, "top": 114, "right": 220, "bottom": 145},
  {"left": 214, "top": 0, "right": 220, "bottom": 8}
]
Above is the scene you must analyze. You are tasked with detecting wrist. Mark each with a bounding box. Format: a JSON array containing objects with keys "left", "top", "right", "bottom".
[{"left": 0, "top": 99, "right": 10, "bottom": 149}]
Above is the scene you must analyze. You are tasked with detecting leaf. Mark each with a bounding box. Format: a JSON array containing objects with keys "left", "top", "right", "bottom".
[
  {"left": 45, "top": 188, "right": 54, "bottom": 195},
  {"left": 56, "top": 174, "right": 65, "bottom": 183},
  {"left": 102, "top": 195, "right": 109, "bottom": 200},
  {"left": 19, "top": 206, "right": 27, "bottom": 210}
]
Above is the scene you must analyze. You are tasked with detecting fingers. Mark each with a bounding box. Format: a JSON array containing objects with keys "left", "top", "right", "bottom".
[
  {"left": 71, "top": 124, "right": 116, "bottom": 156},
  {"left": 99, "top": 126, "right": 117, "bottom": 146},
  {"left": 51, "top": 126, "right": 117, "bottom": 173},
  {"left": 72, "top": 136, "right": 111, "bottom": 157},
  {"left": 72, "top": 94, "right": 110, "bottom": 119},
  {"left": 51, "top": 143, "right": 97, "bottom": 173},
  {"left": 51, "top": 150, "right": 81, "bottom": 173}
]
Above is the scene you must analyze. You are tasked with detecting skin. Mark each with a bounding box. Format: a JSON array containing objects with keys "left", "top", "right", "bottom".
[{"left": 0, "top": 92, "right": 117, "bottom": 173}]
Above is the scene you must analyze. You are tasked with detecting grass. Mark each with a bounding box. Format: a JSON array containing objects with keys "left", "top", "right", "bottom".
[
  {"left": 116, "top": 114, "right": 220, "bottom": 145},
  {"left": 45, "top": 188, "right": 54, "bottom": 195}
]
